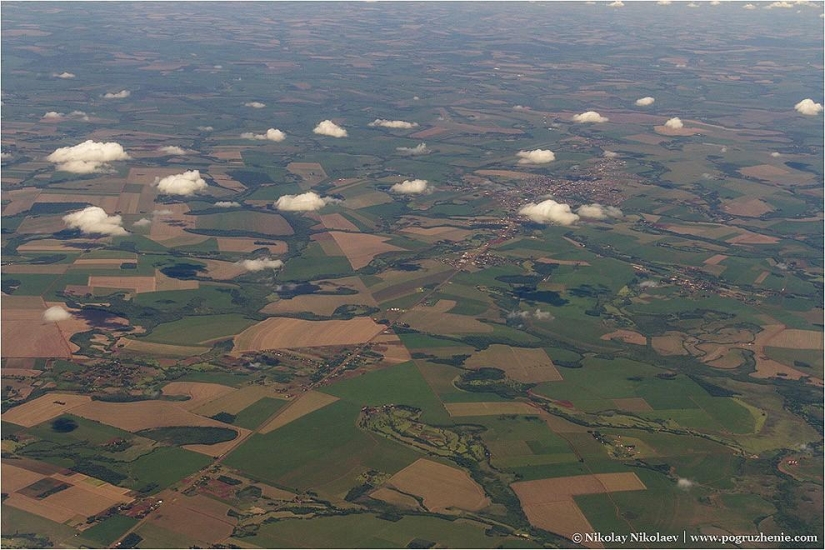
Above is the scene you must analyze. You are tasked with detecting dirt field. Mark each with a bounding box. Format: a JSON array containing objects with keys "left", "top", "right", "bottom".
[
  {"left": 726, "top": 230, "right": 779, "bottom": 245},
  {"left": 209, "top": 170, "right": 247, "bottom": 193},
  {"left": 754, "top": 271, "right": 770, "bottom": 285},
  {"left": 200, "top": 259, "right": 250, "bottom": 281},
  {"left": 259, "top": 391, "right": 338, "bottom": 434},
  {"left": 739, "top": 164, "right": 789, "bottom": 180},
  {"left": 194, "top": 385, "right": 288, "bottom": 417},
  {"left": 17, "top": 215, "right": 70, "bottom": 235},
  {"left": 445, "top": 402, "right": 538, "bottom": 417},
  {"left": 148, "top": 494, "right": 236, "bottom": 544},
  {"left": 403, "top": 301, "right": 493, "bottom": 336},
  {"left": 600, "top": 330, "right": 647, "bottom": 346},
  {"left": 154, "top": 270, "right": 200, "bottom": 292},
  {"left": 369, "top": 487, "right": 421, "bottom": 510},
  {"left": 161, "top": 382, "right": 237, "bottom": 410},
  {"left": 35, "top": 192, "right": 121, "bottom": 212},
  {"left": 2, "top": 301, "right": 73, "bottom": 359},
  {"left": 612, "top": 397, "right": 654, "bottom": 412},
  {"left": 1, "top": 463, "right": 47, "bottom": 493},
  {"left": 260, "top": 277, "right": 377, "bottom": 316},
  {"left": 319, "top": 213, "right": 360, "bottom": 232},
  {"left": 764, "top": 329, "right": 823, "bottom": 350},
  {"left": 401, "top": 225, "right": 472, "bottom": 242},
  {"left": 513, "top": 472, "right": 646, "bottom": 501},
  {"left": 378, "top": 458, "right": 490, "bottom": 513},
  {"left": 88, "top": 275, "right": 157, "bottom": 294},
  {"left": 2, "top": 264, "right": 69, "bottom": 274},
  {"left": 71, "top": 400, "right": 247, "bottom": 436},
  {"left": 216, "top": 237, "right": 287, "bottom": 254},
  {"left": 328, "top": 231, "right": 403, "bottom": 270},
  {"left": 519, "top": 500, "right": 599, "bottom": 548},
  {"left": 465, "top": 345, "right": 562, "bottom": 382},
  {"left": 149, "top": 202, "right": 208, "bottom": 247},
  {"left": 722, "top": 197, "right": 774, "bottom": 217},
  {"left": 1, "top": 186, "right": 41, "bottom": 216},
  {"left": 2, "top": 393, "right": 91, "bottom": 427},
  {"left": 118, "top": 338, "right": 210, "bottom": 357},
  {"left": 371, "top": 333, "right": 412, "bottom": 364},
  {"left": 651, "top": 332, "right": 688, "bottom": 356},
  {"left": 287, "top": 162, "right": 327, "bottom": 189},
  {"left": 310, "top": 231, "right": 347, "bottom": 257},
  {"left": 654, "top": 125, "right": 699, "bottom": 136},
  {"left": 233, "top": 317, "right": 385, "bottom": 352},
  {"left": 703, "top": 254, "right": 728, "bottom": 266},
  {"left": 16, "top": 238, "right": 99, "bottom": 252}
]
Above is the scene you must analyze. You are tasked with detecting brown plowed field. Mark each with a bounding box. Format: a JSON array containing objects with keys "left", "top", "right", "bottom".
[
  {"left": 328, "top": 231, "right": 403, "bottom": 270},
  {"left": 233, "top": 317, "right": 385, "bottom": 353},
  {"left": 1, "top": 463, "right": 47, "bottom": 493},
  {"left": 118, "top": 338, "right": 210, "bottom": 357},
  {"left": 70, "top": 400, "right": 244, "bottom": 433},
  {"left": 445, "top": 402, "right": 538, "bottom": 417},
  {"left": 319, "top": 213, "right": 360, "bottom": 232},
  {"left": 600, "top": 330, "right": 647, "bottom": 346},
  {"left": 512, "top": 472, "right": 646, "bottom": 501},
  {"left": 148, "top": 494, "right": 236, "bottom": 544},
  {"left": 2, "top": 301, "right": 73, "bottom": 358},
  {"left": 465, "top": 345, "right": 561, "bottom": 382},
  {"left": 1, "top": 393, "right": 91, "bottom": 427},
  {"left": 161, "top": 382, "right": 237, "bottom": 410},
  {"left": 194, "top": 385, "right": 287, "bottom": 417},
  {"left": 765, "top": 329, "right": 823, "bottom": 350},
  {"left": 88, "top": 275, "right": 157, "bottom": 294}
]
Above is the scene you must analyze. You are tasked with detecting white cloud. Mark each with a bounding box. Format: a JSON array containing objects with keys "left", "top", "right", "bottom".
[
  {"left": 43, "top": 111, "right": 64, "bottom": 119},
  {"left": 53, "top": 72, "right": 75, "bottom": 79},
  {"left": 215, "top": 201, "right": 241, "bottom": 208},
  {"left": 240, "top": 128, "right": 286, "bottom": 142},
  {"left": 0, "top": 152, "right": 11, "bottom": 160},
  {"left": 244, "top": 101, "right": 266, "bottom": 108},
  {"left": 577, "top": 203, "right": 623, "bottom": 219},
  {"left": 519, "top": 199, "right": 579, "bottom": 226},
  {"left": 396, "top": 143, "right": 430, "bottom": 155},
  {"left": 608, "top": 1, "right": 624, "bottom": 6},
  {"left": 43, "top": 110, "right": 89, "bottom": 122},
  {"left": 513, "top": 105, "right": 530, "bottom": 110},
  {"left": 635, "top": 96, "right": 655, "bottom": 106},
  {"left": 43, "top": 306, "right": 72, "bottom": 322},
  {"left": 103, "top": 90, "right": 130, "bottom": 99},
  {"left": 46, "top": 140, "right": 130, "bottom": 173},
  {"left": 771, "top": 152, "right": 782, "bottom": 157},
  {"left": 687, "top": 2, "right": 699, "bottom": 7},
  {"left": 572, "top": 111, "right": 609, "bottom": 123},
  {"left": 677, "top": 478, "right": 695, "bottom": 490},
  {"left": 69, "top": 110, "right": 89, "bottom": 121},
  {"left": 275, "top": 191, "right": 334, "bottom": 212},
  {"left": 603, "top": 150, "right": 619, "bottom": 158},
  {"left": 158, "top": 146, "right": 188, "bottom": 155},
  {"left": 516, "top": 149, "right": 556, "bottom": 165},
  {"left": 390, "top": 179, "right": 429, "bottom": 194},
  {"left": 743, "top": 3, "right": 756, "bottom": 9},
  {"left": 237, "top": 258, "right": 284, "bottom": 272},
  {"left": 197, "top": 126, "right": 214, "bottom": 132},
  {"left": 133, "top": 218, "right": 152, "bottom": 227},
  {"left": 313, "top": 120, "right": 348, "bottom": 138},
  {"left": 508, "top": 308, "right": 553, "bottom": 321},
  {"left": 664, "top": 117, "right": 684, "bottom": 129},
  {"left": 63, "top": 206, "right": 128, "bottom": 236},
  {"left": 369, "top": 119, "right": 419, "bottom": 129},
  {"left": 657, "top": 0, "right": 672, "bottom": 4},
  {"left": 766, "top": 1, "right": 793, "bottom": 8},
  {"left": 710, "top": 1, "right": 721, "bottom": 4},
  {"left": 155, "top": 170, "right": 208, "bottom": 196},
  {"left": 152, "top": 209, "right": 173, "bottom": 216},
  {"left": 794, "top": 98, "right": 823, "bottom": 115}
]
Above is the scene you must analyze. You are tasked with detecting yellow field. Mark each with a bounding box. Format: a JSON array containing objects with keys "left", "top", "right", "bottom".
[
  {"left": 1, "top": 393, "right": 90, "bottom": 427},
  {"left": 118, "top": 338, "right": 210, "bottom": 357},
  {"left": 319, "top": 213, "right": 360, "bottom": 232},
  {"left": 328, "top": 231, "right": 404, "bottom": 270},
  {"left": 260, "top": 277, "right": 376, "bottom": 316},
  {"left": 71, "top": 400, "right": 243, "bottom": 432},
  {"left": 600, "top": 330, "right": 647, "bottom": 346},
  {"left": 194, "top": 385, "right": 289, "bottom": 417},
  {"left": 233, "top": 317, "right": 385, "bottom": 352},
  {"left": 161, "top": 382, "right": 237, "bottom": 410},
  {"left": 403, "top": 301, "right": 493, "bottom": 335},
  {"left": 378, "top": 458, "right": 490, "bottom": 513},
  {"left": 765, "top": 329, "right": 823, "bottom": 350},
  {"left": 88, "top": 275, "right": 157, "bottom": 294}
]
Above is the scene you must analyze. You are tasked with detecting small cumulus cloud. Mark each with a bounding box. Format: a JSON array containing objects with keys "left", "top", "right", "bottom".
[
  {"left": 603, "top": 150, "right": 619, "bottom": 158},
  {"left": 244, "top": 101, "right": 266, "bottom": 108},
  {"left": 197, "top": 126, "right": 214, "bottom": 132},
  {"left": 635, "top": 96, "right": 655, "bottom": 106},
  {"left": 771, "top": 152, "right": 782, "bottom": 157},
  {"left": 46, "top": 140, "right": 130, "bottom": 173},
  {"left": 396, "top": 143, "right": 430, "bottom": 155},
  {"left": 43, "top": 306, "right": 72, "bottom": 322},
  {"left": 766, "top": 1, "right": 794, "bottom": 8},
  {"left": 572, "top": 111, "right": 609, "bottom": 123},
  {"left": 152, "top": 209, "right": 173, "bottom": 216},
  {"left": 275, "top": 191, "right": 335, "bottom": 212},
  {"left": 1, "top": 152, "right": 12, "bottom": 160},
  {"left": 53, "top": 72, "right": 76, "bottom": 79},
  {"left": 313, "top": 120, "right": 348, "bottom": 138},
  {"left": 513, "top": 105, "right": 530, "bottom": 110},
  {"left": 43, "top": 111, "right": 64, "bottom": 119},
  {"left": 237, "top": 258, "right": 284, "bottom": 272},
  {"left": 687, "top": 2, "right": 699, "bottom": 7},
  {"left": 63, "top": 206, "right": 128, "bottom": 236},
  {"left": 103, "top": 90, "right": 130, "bottom": 99},
  {"left": 657, "top": 0, "right": 672, "bottom": 4},
  {"left": 215, "top": 201, "right": 241, "bottom": 208},
  {"left": 508, "top": 309, "right": 553, "bottom": 321},
  {"left": 677, "top": 478, "right": 695, "bottom": 490},
  {"left": 69, "top": 110, "right": 89, "bottom": 121},
  {"left": 608, "top": 1, "right": 624, "bottom": 7},
  {"left": 43, "top": 110, "right": 89, "bottom": 121},
  {"left": 390, "top": 179, "right": 429, "bottom": 194},
  {"left": 155, "top": 170, "right": 208, "bottom": 196},
  {"left": 240, "top": 128, "right": 286, "bottom": 142},
  {"left": 517, "top": 149, "right": 556, "bottom": 165},
  {"left": 158, "top": 146, "right": 188, "bottom": 155},
  {"left": 664, "top": 117, "right": 684, "bottom": 129},
  {"left": 369, "top": 119, "right": 419, "bottom": 129},
  {"left": 743, "top": 3, "right": 756, "bottom": 9},
  {"left": 794, "top": 98, "right": 823, "bottom": 116},
  {"left": 519, "top": 199, "right": 579, "bottom": 226},
  {"left": 710, "top": 0, "right": 721, "bottom": 4},
  {"left": 577, "top": 203, "right": 623, "bottom": 219},
  {"left": 133, "top": 218, "right": 152, "bottom": 227}
]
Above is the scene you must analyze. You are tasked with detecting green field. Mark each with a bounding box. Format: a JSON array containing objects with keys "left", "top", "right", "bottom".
[
  {"left": 232, "top": 397, "right": 288, "bottom": 430},
  {"left": 140, "top": 314, "right": 257, "bottom": 345},
  {"left": 79, "top": 515, "right": 140, "bottom": 546}
]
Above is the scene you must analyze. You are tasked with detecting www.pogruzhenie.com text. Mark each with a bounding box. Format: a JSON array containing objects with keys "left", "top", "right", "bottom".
[{"left": 571, "top": 531, "right": 819, "bottom": 546}]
